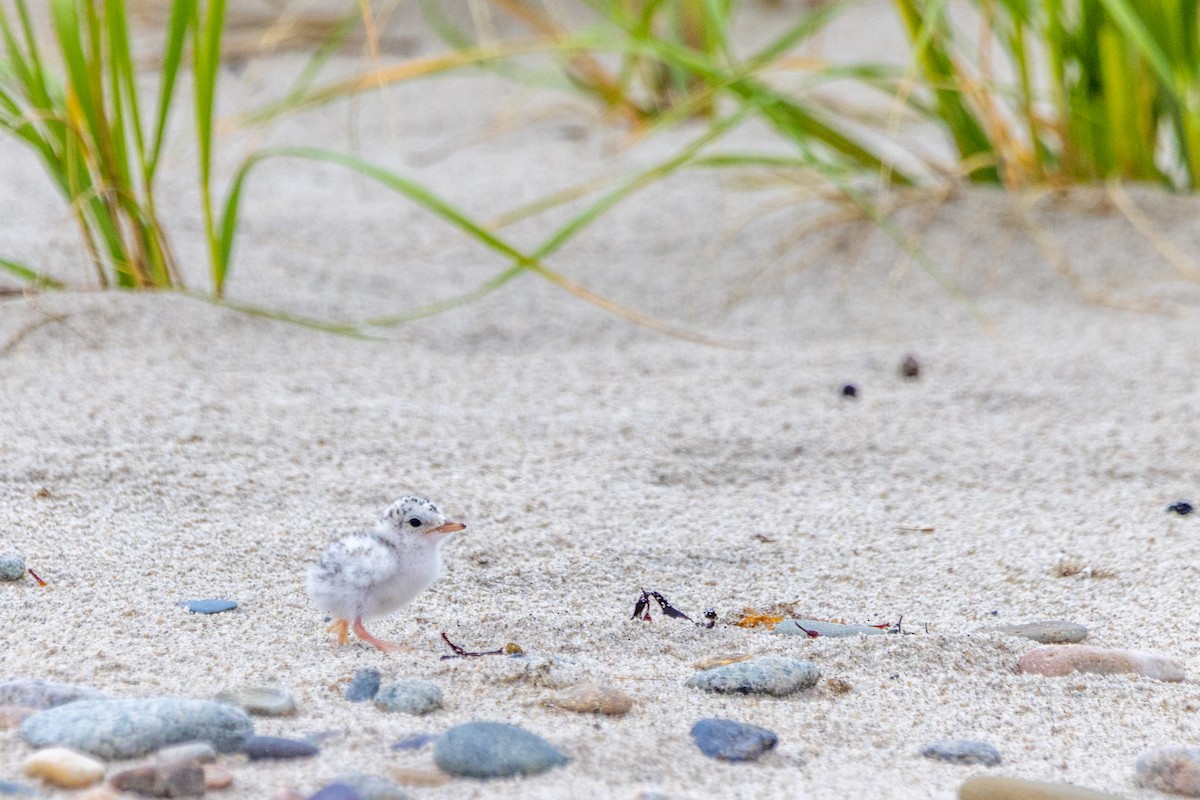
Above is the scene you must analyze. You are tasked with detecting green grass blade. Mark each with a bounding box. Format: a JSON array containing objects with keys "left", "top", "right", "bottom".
[{"left": 0, "top": 256, "right": 66, "bottom": 289}]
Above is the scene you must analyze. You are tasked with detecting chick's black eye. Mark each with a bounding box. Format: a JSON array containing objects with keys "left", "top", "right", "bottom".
[{"left": 408, "top": 518, "right": 422, "bottom": 528}]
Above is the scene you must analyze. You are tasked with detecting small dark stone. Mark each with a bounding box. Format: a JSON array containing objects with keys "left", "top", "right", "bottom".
[
  {"left": 690, "top": 718, "right": 778, "bottom": 762},
  {"left": 391, "top": 734, "right": 436, "bottom": 752},
  {"left": 241, "top": 735, "right": 319, "bottom": 760},
  {"left": 307, "top": 784, "right": 363, "bottom": 800},
  {"left": 900, "top": 354, "right": 921, "bottom": 379},
  {"left": 345, "top": 668, "right": 381, "bottom": 702},
  {"left": 182, "top": 599, "right": 238, "bottom": 614},
  {"left": 1168, "top": 501, "right": 1194, "bottom": 516},
  {"left": 841, "top": 383, "right": 858, "bottom": 398},
  {"left": 921, "top": 738, "right": 1001, "bottom": 766}
]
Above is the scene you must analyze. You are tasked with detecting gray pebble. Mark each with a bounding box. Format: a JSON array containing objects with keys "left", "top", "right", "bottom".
[
  {"left": 434, "top": 721, "right": 568, "bottom": 778},
  {"left": 685, "top": 655, "right": 820, "bottom": 696},
  {"left": 242, "top": 735, "right": 319, "bottom": 760},
  {"left": 993, "top": 620, "right": 1088, "bottom": 644},
  {"left": 0, "top": 680, "right": 104, "bottom": 710},
  {"left": 772, "top": 619, "right": 887, "bottom": 637},
  {"left": 331, "top": 774, "right": 412, "bottom": 800},
  {"left": 374, "top": 681, "right": 442, "bottom": 716},
  {"left": 390, "top": 734, "right": 436, "bottom": 751},
  {"left": 345, "top": 668, "right": 381, "bottom": 702},
  {"left": 214, "top": 686, "right": 296, "bottom": 717},
  {"left": 690, "top": 718, "right": 778, "bottom": 762},
  {"left": 20, "top": 698, "right": 254, "bottom": 759},
  {"left": 1136, "top": 745, "right": 1200, "bottom": 796},
  {"left": 111, "top": 762, "right": 206, "bottom": 798},
  {"left": 921, "top": 738, "right": 1001, "bottom": 766},
  {"left": 0, "top": 556, "right": 25, "bottom": 581}
]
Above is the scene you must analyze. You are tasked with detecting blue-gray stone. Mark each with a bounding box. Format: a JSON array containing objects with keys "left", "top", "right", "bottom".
[
  {"left": 390, "top": 734, "right": 436, "bottom": 752},
  {"left": 242, "top": 735, "right": 319, "bottom": 760},
  {"left": 331, "top": 774, "right": 411, "bottom": 800},
  {"left": 690, "top": 718, "right": 778, "bottom": 762},
  {"left": 772, "top": 619, "right": 887, "bottom": 637},
  {"left": 308, "top": 784, "right": 363, "bottom": 800},
  {"left": 374, "top": 681, "right": 442, "bottom": 716},
  {"left": 183, "top": 599, "right": 237, "bottom": 614},
  {"left": 920, "top": 738, "right": 1001, "bottom": 766},
  {"left": 684, "top": 655, "right": 820, "bottom": 696},
  {"left": 434, "top": 721, "right": 568, "bottom": 778},
  {"left": 345, "top": 668, "right": 381, "bottom": 702},
  {"left": 0, "top": 780, "right": 38, "bottom": 796},
  {"left": 20, "top": 698, "right": 254, "bottom": 759},
  {"left": 0, "top": 680, "right": 105, "bottom": 709},
  {"left": 0, "top": 556, "right": 25, "bottom": 581}
]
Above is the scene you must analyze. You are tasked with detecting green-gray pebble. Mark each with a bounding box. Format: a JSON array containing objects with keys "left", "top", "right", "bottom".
[
  {"left": 0, "top": 557, "right": 24, "bottom": 582},
  {"left": 434, "top": 721, "right": 567, "bottom": 778},
  {"left": 332, "top": 773, "right": 412, "bottom": 800},
  {"left": 685, "top": 656, "right": 820, "bottom": 696},
  {"left": 993, "top": 621, "right": 1088, "bottom": 644},
  {"left": 374, "top": 681, "right": 442, "bottom": 716},
  {"left": 20, "top": 698, "right": 254, "bottom": 759}
]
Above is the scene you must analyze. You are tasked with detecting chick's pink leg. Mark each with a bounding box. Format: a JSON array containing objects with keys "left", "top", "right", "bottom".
[{"left": 352, "top": 616, "right": 412, "bottom": 652}]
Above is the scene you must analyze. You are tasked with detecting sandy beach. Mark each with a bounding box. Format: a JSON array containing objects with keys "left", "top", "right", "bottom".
[{"left": 4, "top": 2, "right": 1200, "bottom": 797}]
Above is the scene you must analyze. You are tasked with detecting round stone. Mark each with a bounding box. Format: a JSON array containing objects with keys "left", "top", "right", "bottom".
[
  {"left": 921, "top": 739, "right": 1001, "bottom": 766},
  {"left": 331, "top": 774, "right": 411, "bottom": 800},
  {"left": 22, "top": 747, "right": 105, "bottom": 789},
  {"left": 20, "top": 698, "right": 253, "bottom": 759},
  {"left": 544, "top": 683, "right": 633, "bottom": 716},
  {"left": 214, "top": 686, "right": 297, "bottom": 717},
  {"left": 344, "top": 669, "right": 381, "bottom": 703},
  {"left": 1018, "top": 645, "right": 1185, "bottom": 682},
  {"left": 690, "top": 718, "right": 778, "bottom": 762},
  {"left": 0, "top": 556, "right": 26, "bottom": 581},
  {"left": 433, "top": 721, "right": 567, "bottom": 779},
  {"left": 1135, "top": 745, "right": 1200, "bottom": 796},
  {"left": 684, "top": 656, "right": 820, "bottom": 696},
  {"left": 374, "top": 681, "right": 442, "bottom": 716}
]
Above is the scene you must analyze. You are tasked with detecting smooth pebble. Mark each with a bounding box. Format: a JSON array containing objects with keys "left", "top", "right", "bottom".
[
  {"left": 544, "top": 683, "right": 633, "bottom": 716},
  {"left": 331, "top": 774, "right": 411, "bottom": 800},
  {"left": 685, "top": 655, "right": 820, "bottom": 696},
  {"left": 0, "top": 680, "right": 105, "bottom": 709},
  {"left": 690, "top": 718, "right": 778, "bottom": 762},
  {"left": 1135, "top": 745, "right": 1200, "bottom": 796},
  {"left": 772, "top": 619, "right": 886, "bottom": 637},
  {"left": 344, "top": 669, "right": 381, "bottom": 702},
  {"left": 22, "top": 747, "right": 105, "bottom": 789},
  {"left": 242, "top": 735, "right": 319, "bottom": 760},
  {"left": 1018, "top": 645, "right": 1185, "bottom": 682},
  {"left": 433, "top": 721, "right": 568, "bottom": 778},
  {"left": 0, "top": 780, "right": 38, "bottom": 796},
  {"left": 0, "top": 556, "right": 25, "bottom": 581},
  {"left": 215, "top": 686, "right": 296, "bottom": 717},
  {"left": 20, "top": 698, "right": 254, "bottom": 759},
  {"left": 374, "top": 681, "right": 442, "bottom": 715},
  {"left": 203, "top": 763, "right": 233, "bottom": 790},
  {"left": 110, "top": 763, "right": 205, "bottom": 798},
  {"left": 994, "top": 621, "right": 1088, "bottom": 644},
  {"left": 921, "top": 739, "right": 1001, "bottom": 766},
  {"left": 183, "top": 599, "right": 238, "bottom": 614},
  {"left": 307, "top": 784, "right": 362, "bottom": 800},
  {"left": 958, "top": 775, "right": 1125, "bottom": 799},
  {"left": 155, "top": 742, "right": 216, "bottom": 766}
]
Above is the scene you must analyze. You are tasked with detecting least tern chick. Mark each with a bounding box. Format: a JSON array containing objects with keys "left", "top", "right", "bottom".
[{"left": 306, "top": 494, "right": 466, "bottom": 652}]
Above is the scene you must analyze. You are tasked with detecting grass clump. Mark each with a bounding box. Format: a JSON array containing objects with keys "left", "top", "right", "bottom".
[
  {"left": 0, "top": 0, "right": 229, "bottom": 292},
  {"left": 895, "top": 0, "right": 1200, "bottom": 189}
]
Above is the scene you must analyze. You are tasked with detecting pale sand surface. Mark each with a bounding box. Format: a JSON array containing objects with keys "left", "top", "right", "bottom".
[{"left": 4, "top": 3, "right": 1200, "bottom": 798}]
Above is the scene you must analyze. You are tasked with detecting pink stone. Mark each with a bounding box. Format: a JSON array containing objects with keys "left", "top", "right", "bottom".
[{"left": 1018, "top": 645, "right": 1185, "bottom": 682}]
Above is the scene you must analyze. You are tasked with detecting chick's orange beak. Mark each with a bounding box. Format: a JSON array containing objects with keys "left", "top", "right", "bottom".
[{"left": 429, "top": 521, "right": 466, "bottom": 535}]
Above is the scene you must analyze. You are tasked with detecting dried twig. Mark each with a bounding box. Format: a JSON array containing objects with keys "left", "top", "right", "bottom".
[{"left": 439, "top": 631, "right": 522, "bottom": 660}]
